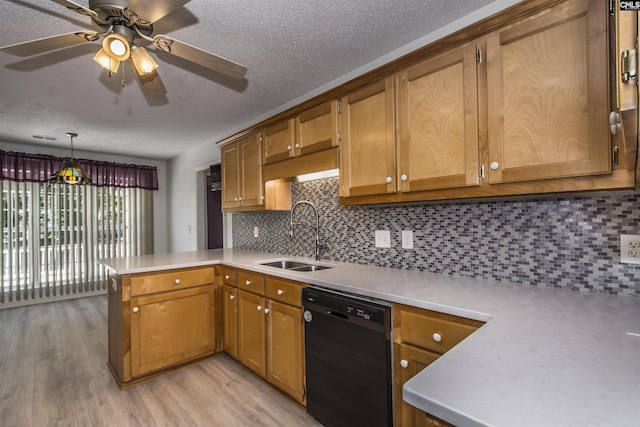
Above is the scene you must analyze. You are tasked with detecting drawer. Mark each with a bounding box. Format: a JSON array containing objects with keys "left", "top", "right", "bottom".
[
  {"left": 130, "top": 267, "right": 215, "bottom": 296},
  {"left": 238, "top": 271, "right": 265, "bottom": 295},
  {"left": 222, "top": 268, "right": 238, "bottom": 286},
  {"left": 266, "top": 277, "right": 303, "bottom": 307},
  {"left": 399, "top": 308, "right": 482, "bottom": 354}
]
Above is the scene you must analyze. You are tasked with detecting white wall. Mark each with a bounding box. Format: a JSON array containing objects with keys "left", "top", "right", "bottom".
[
  {"left": 0, "top": 140, "right": 169, "bottom": 254},
  {"left": 167, "top": 140, "right": 221, "bottom": 252}
]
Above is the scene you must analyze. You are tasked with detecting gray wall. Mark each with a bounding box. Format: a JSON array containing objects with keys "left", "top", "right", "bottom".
[{"left": 232, "top": 177, "right": 640, "bottom": 297}]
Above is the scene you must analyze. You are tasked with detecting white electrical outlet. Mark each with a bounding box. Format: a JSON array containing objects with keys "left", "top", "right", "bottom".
[
  {"left": 375, "top": 230, "right": 391, "bottom": 248},
  {"left": 401, "top": 230, "right": 414, "bottom": 249},
  {"left": 253, "top": 226, "right": 259, "bottom": 238},
  {"left": 620, "top": 234, "right": 640, "bottom": 264}
]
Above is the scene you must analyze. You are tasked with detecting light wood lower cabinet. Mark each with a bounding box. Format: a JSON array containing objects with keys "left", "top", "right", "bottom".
[
  {"left": 227, "top": 269, "right": 306, "bottom": 404},
  {"left": 237, "top": 289, "right": 267, "bottom": 377},
  {"left": 107, "top": 266, "right": 220, "bottom": 389},
  {"left": 393, "top": 304, "right": 484, "bottom": 427},
  {"left": 222, "top": 284, "right": 238, "bottom": 358}
]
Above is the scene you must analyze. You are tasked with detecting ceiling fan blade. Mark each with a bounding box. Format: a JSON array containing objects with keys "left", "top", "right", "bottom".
[
  {"left": 153, "top": 35, "right": 247, "bottom": 80},
  {"left": 125, "top": 0, "right": 190, "bottom": 24},
  {"left": 48, "top": 0, "right": 98, "bottom": 19},
  {"left": 0, "top": 31, "right": 97, "bottom": 57},
  {"left": 135, "top": 69, "right": 167, "bottom": 95}
]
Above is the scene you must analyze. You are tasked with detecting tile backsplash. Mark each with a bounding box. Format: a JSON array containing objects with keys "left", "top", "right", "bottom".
[{"left": 232, "top": 177, "right": 640, "bottom": 297}]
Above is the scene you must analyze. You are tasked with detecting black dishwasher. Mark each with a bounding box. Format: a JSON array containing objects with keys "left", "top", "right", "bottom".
[{"left": 302, "top": 287, "right": 393, "bottom": 427}]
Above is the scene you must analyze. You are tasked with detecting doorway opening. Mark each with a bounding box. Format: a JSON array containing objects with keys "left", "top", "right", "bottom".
[{"left": 206, "top": 164, "right": 223, "bottom": 249}]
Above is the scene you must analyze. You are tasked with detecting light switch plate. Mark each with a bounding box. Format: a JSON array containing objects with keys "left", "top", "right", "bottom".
[
  {"left": 402, "top": 230, "right": 414, "bottom": 249},
  {"left": 254, "top": 226, "right": 259, "bottom": 238},
  {"left": 375, "top": 230, "right": 391, "bottom": 248},
  {"left": 620, "top": 234, "right": 640, "bottom": 264}
]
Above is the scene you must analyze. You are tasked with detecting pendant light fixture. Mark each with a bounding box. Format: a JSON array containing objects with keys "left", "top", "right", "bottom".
[{"left": 50, "top": 133, "right": 92, "bottom": 185}]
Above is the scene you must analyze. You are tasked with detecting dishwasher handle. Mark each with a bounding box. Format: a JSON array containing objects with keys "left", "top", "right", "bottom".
[{"left": 327, "top": 310, "right": 348, "bottom": 320}]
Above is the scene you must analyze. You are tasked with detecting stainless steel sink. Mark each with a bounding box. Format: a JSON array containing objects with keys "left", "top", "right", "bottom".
[{"left": 258, "top": 259, "right": 333, "bottom": 272}]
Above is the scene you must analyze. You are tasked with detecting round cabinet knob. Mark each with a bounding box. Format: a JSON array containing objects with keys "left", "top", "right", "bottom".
[
  {"left": 229, "top": 295, "right": 235, "bottom": 300},
  {"left": 234, "top": 197, "right": 238, "bottom": 201},
  {"left": 238, "top": 197, "right": 243, "bottom": 201},
  {"left": 132, "top": 307, "right": 139, "bottom": 313},
  {"left": 386, "top": 176, "right": 392, "bottom": 183},
  {"left": 257, "top": 305, "right": 263, "bottom": 312},
  {"left": 225, "top": 275, "right": 230, "bottom": 280},
  {"left": 400, "top": 174, "right": 407, "bottom": 182},
  {"left": 432, "top": 332, "right": 442, "bottom": 343},
  {"left": 264, "top": 308, "right": 270, "bottom": 314},
  {"left": 400, "top": 359, "right": 408, "bottom": 369},
  {"left": 174, "top": 279, "right": 181, "bottom": 285},
  {"left": 277, "top": 289, "right": 284, "bottom": 296},
  {"left": 295, "top": 143, "right": 300, "bottom": 149},
  {"left": 609, "top": 111, "right": 621, "bottom": 126},
  {"left": 489, "top": 162, "right": 500, "bottom": 170},
  {"left": 287, "top": 145, "right": 292, "bottom": 150},
  {"left": 245, "top": 280, "right": 251, "bottom": 286}
]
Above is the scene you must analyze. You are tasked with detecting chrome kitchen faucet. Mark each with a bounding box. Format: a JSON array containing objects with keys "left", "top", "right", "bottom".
[{"left": 289, "top": 200, "right": 323, "bottom": 261}]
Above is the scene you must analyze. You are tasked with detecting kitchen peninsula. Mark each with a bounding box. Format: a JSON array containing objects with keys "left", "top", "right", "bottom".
[{"left": 99, "top": 249, "right": 640, "bottom": 427}]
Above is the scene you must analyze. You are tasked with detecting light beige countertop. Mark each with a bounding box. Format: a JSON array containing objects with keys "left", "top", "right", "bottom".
[{"left": 99, "top": 249, "right": 640, "bottom": 427}]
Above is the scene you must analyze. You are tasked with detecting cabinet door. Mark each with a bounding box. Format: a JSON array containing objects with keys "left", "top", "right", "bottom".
[
  {"left": 130, "top": 285, "right": 216, "bottom": 378},
  {"left": 237, "top": 290, "right": 266, "bottom": 377},
  {"left": 340, "top": 78, "right": 397, "bottom": 197},
  {"left": 296, "top": 100, "right": 339, "bottom": 156},
  {"left": 263, "top": 119, "right": 296, "bottom": 164},
  {"left": 221, "top": 142, "right": 240, "bottom": 209},
  {"left": 487, "top": 0, "right": 610, "bottom": 184},
  {"left": 239, "top": 132, "right": 264, "bottom": 207},
  {"left": 266, "top": 300, "right": 305, "bottom": 404},
  {"left": 397, "top": 343, "right": 441, "bottom": 427},
  {"left": 398, "top": 42, "right": 480, "bottom": 192},
  {"left": 223, "top": 285, "right": 238, "bottom": 359}
]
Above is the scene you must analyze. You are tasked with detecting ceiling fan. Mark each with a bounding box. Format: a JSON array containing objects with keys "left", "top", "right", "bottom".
[{"left": 0, "top": 0, "right": 248, "bottom": 94}]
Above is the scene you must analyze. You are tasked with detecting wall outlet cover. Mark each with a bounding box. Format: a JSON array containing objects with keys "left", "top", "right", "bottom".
[
  {"left": 620, "top": 234, "right": 640, "bottom": 264},
  {"left": 254, "top": 226, "right": 259, "bottom": 238},
  {"left": 402, "top": 230, "right": 414, "bottom": 249},
  {"left": 375, "top": 230, "right": 391, "bottom": 248}
]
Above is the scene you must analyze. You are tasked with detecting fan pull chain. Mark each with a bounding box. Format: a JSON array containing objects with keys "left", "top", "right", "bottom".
[{"left": 121, "top": 63, "right": 126, "bottom": 88}]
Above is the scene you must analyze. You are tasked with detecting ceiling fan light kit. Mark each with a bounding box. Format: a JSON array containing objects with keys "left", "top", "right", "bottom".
[
  {"left": 93, "top": 48, "right": 120, "bottom": 73},
  {"left": 130, "top": 45, "right": 158, "bottom": 75},
  {"left": 0, "top": 0, "right": 247, "bottom": 94}
]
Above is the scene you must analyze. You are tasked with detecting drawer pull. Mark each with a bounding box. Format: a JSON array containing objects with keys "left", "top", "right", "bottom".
[
  {"left": 175, "top": 279, "right": 181, "bottom": 285},
  {"left": 264, "top": 308, "right": 270, "bottom": 314},
  {"left": 245, "top": 280, "right": 251, "bottom": 286},
  {"left": 432, "top": 332, "right": 442, "bottom": 343},
  {"left": 277, "top": 289, "right": 284, "bottom": 296},
  {"left": 257, "top": 305, "right": 263, "bottom": 312},
  {"left": 400, "top": 359, "right": 408, "bottom": 369},
  {"left": 132, "top": 307, "right": 139, "bottom": 313},
  {"left": 225, "top": 274, "right": 230, "bottom": 280},
  {"left": 229, "top": 295, "right": 235, "bottom": 300}
]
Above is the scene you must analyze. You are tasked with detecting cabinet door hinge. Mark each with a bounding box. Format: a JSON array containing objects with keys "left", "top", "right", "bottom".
[
  {"left": 621, "top": 49, "right": 637, "bottom": 83},
  {"left": 337, "top": 103, "right": 342, "bottom": 114},
  {"left": 476, "top": 48, "right": 483, "bottom": 63},
  {"left": 612, "top": 145, "right": 619, "bottom": 166},
  {"left": 479, "top": 164, "right": 485, "bottom": 178},
  {"left": 337, "top": 131, "right": 342, "bottom": 141}
]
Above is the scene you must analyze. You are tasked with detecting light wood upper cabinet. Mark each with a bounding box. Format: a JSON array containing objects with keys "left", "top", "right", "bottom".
[
  {"left": 340, "top": 78, "right": 397, "bottom": 197},
  {"left": 263, "top": 100, "right": 340, "bottom": 166},
  {"left": 221, "top": 132, "right": 263, "bottom": 210},
  {"left": 486, "top": 0, "right": 610, "bottom": 184},
  {"left": 296, "top": 100, "right": 340, "bottom": 156},
  {"left": 263, "top": 119, "right": 296, "bottom": 164},
  {"left": 398, "top": 42, "right": 481, "bottom": 192}
]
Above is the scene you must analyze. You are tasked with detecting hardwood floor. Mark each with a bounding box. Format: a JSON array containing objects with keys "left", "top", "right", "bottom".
[{"left": 0, "top": 296, "right": 322, "bottom": 427}]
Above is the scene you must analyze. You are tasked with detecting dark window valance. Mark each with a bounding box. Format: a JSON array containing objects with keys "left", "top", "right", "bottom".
[{"left": 0, "top": 150, "right": 159, "bottom": 190}]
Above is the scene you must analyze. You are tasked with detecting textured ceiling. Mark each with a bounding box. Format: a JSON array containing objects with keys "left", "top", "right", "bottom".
[{"left": 0, "top": 0, "right": 502, "bottom": 159}]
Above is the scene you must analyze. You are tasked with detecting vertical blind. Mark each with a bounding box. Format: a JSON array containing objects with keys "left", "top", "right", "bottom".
[{"left": 0, "top": 150, "right": 156, "bottom": 307}]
